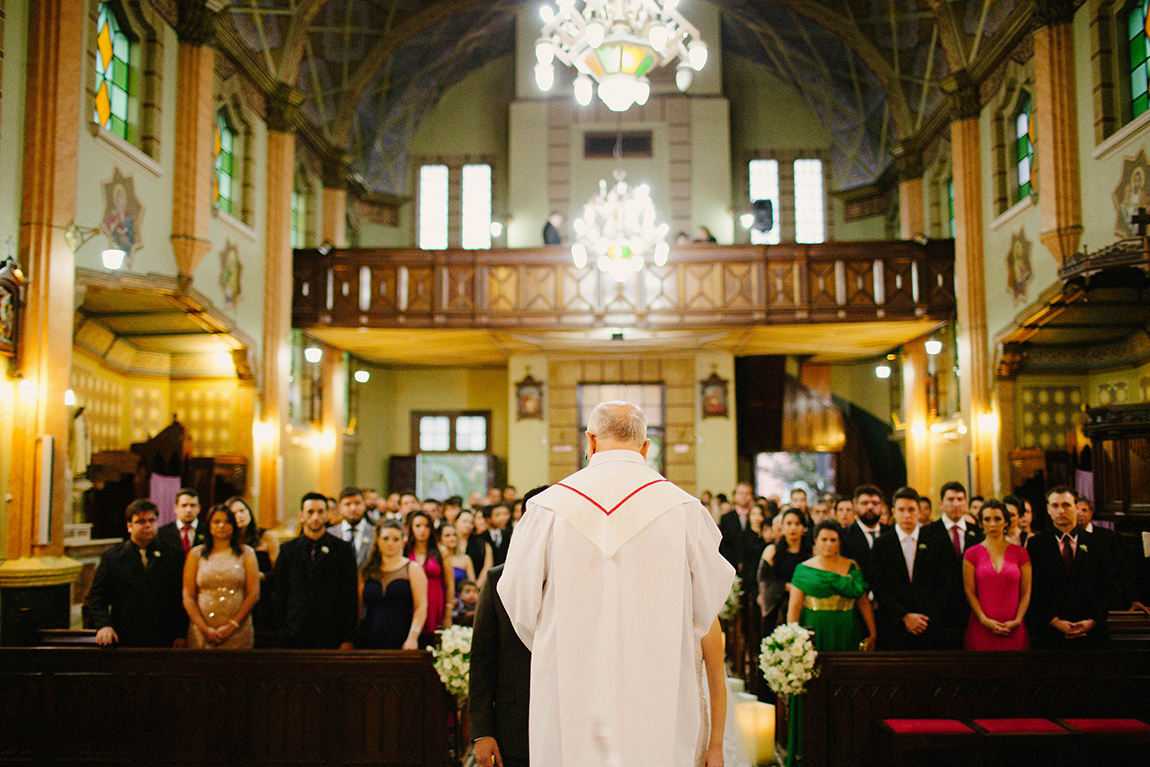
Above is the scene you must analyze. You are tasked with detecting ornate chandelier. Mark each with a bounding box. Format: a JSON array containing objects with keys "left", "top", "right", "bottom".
[
  {"left": 535, "top": 0, "right": 709, "bottom": 112},
  {"left": 572, "top": 168, "right": 670, "bottom": 283}
]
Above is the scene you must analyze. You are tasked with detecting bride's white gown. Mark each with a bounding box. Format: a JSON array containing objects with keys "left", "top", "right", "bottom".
[{"left": 696, "top": 645, "right": 754, "bottom": 767}]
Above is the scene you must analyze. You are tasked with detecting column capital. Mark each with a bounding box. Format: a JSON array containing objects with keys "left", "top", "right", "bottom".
[
  {"left": 941, "top": 70, "right": 982, "bottom": 121},
  {"left": 175, "top": 0, "right": 227, "bottom": 45},
  {"left": 1031, "top": 0, "right": 1079, "bottom": 29},
  {"left": 266, "top": 83, "right": 305, "bottom": 133},
  {"left": 891, "top": 142, "right": 924, "bottom": 182},
  {"left": 322, "top": 152, "right": 354, "bottom": 190}
]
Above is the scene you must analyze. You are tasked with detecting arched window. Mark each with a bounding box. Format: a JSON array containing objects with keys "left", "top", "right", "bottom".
[
  {"left": 214, "top": 109, "right": 237, "bottom": 214},
  {"left": 94, "top": 1, "right": 133, "bottom": 141},
  {"left": 1128, "top": 1, "right": 1150, "bottom": 119},
  {"left": 1014, "top": 92, "right": 1034, "bottom": 201}
]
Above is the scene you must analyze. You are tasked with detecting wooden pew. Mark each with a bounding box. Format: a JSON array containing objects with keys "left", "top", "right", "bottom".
[
  {"left": 0, "top": 648, "right": 450, "bottom": 766},
  {"left": 793, "top": 650, "right": 1150, "bottom": 767}
]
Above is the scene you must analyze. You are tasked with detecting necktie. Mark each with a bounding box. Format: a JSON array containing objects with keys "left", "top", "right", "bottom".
[
  {"left": 950, "top": 524, "right": 962, "bottom": 556},
  {"left": 864, "top": 529, "right": 875, "bottom": 548},
  {"left": 181, "top": 526, "right": 191, "bottom": 554},
  {"left": 493, "top": 531, "right": 501, "bottom": 549},
  {"left": 1061, "top": 534, "right": 1074, "bottom": 569},
  {"left": 310, "top": 540, "right": 319, "bottom": 562},
  {"left": 139, "top": 546, "right": 149, "bottom": 568},
  {"left": 902, "top": 535, "right": 916, "bottom": 582}
]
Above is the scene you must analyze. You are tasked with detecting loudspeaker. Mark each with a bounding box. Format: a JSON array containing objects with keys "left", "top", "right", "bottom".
[{"left": 752, "top": 199, "right": 774, "bottom": 232}]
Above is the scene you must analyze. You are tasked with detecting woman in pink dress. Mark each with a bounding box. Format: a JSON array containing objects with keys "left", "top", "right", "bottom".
[
  {"left": 963, "top": 499, "right": 1032, "bottom": 650},
  {"left": 405, "top": 510, "right": 453, "bottom": 643}
]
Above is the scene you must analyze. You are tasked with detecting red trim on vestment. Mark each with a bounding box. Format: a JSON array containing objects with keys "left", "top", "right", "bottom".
[{"left": 554, "top": 479, "right": 670, "bottom": 516}]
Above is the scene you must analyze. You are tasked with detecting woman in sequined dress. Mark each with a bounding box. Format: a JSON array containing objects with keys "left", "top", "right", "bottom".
[{"left": 183, "top": 504, "right": 259, "bottom": 649}]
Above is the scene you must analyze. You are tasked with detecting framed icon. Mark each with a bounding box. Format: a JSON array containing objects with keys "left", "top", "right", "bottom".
[
  {"left": 516, "top": 374, "right": 544, "bottom": 420},
  {"left": 700, "top": 372, "right": 729, "bottom": 418}
]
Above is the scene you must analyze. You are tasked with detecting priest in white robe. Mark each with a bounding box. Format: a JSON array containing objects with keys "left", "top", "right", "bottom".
[{"left": 499, "top": 401, "right": 736, "bottom": 767}]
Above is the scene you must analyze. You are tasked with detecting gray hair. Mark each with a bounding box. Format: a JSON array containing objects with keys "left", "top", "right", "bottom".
[{"left": 586, "top": 401, "right": 647, "bottom": 447}]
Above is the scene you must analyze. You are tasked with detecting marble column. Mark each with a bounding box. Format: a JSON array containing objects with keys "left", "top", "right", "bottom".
[
  {"left": 894, "top": 147, "right": 925, "bottom": 240},
  {"left": 322, "top": 155, "right": 349, "bottom": 248},
  {"left": 170, "top": 1, "right": 224, "bottom": 280},
  {"left": 903, "top": 339, "right": 933, "bottom": 498},
  {"left": 258, "top": 85, "right": 302, "bottom": 530},
  {"left": 319, "top": 345, "right": 347, "bottom": 494},
  {"left": 944, "top": 73, "right": 995, "bottom": 495},
  {"left": 1033, "top": 2, "right": 1083, "bottom": 262},
  {"left": 1, "top": 0, "right": 84, "bottom": 643}
]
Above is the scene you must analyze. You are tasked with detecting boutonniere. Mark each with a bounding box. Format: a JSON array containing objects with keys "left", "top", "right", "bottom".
[
  {"left": 152, "top": 550, "right": 161, "bottom": 557},
  {"left": 1079, "top": 544, "right": 1087, "bottom": 552},
  {"left": 918, "top": 543, "right": 927, "bottom": 550},
  {"left": 321, "top": 546, "right": 330, "bottom": 554}
]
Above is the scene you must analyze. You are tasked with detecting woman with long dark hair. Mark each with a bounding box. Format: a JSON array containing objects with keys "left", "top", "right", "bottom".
[
  {"left": 226, "top": 496, "right": 280, "bottom": 577},
  {"left": 406, "top": 510, "right": 454, "bottom": 640},
  {"left": 359, "top": 520, "right": 428, "bottom": 649},
  {"left": 182, "top": 504, "right": 259, "bottom": 649},
  {"left": 455, "top": 510, "right": 493, "bottom": 588}
]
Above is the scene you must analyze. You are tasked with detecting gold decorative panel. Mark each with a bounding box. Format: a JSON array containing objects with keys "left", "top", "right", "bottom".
[
  {"left": 174, "top": 386, "right": 235, "bottom": 456},
  {"left": 1019, "top": 386, "right": 1082, "bottom": 449},
  {"left": 130, "top": 387, "right": 165, "bottom": 442},
  {"left": 70, "top": 364, "right": 124, "bottom": 452}
]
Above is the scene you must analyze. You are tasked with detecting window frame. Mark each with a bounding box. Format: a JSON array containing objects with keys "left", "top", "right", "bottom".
[
  {"left": 1013, "top": 91, "right": 1035, "bottom": 202},
  {"left": 411, "top": 410, "right": 493, "bottom": 454},
  {"left": 214, "top": 107, "right": 238, "bottom": 215}
]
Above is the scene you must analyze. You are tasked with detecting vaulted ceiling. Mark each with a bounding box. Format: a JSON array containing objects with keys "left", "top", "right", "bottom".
[{"left": 222, "top": 0, "right": 1033, "bottom": 196}]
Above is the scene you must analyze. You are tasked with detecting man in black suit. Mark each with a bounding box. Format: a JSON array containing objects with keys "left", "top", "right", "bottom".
[
  {"left": 1029, "top": 486, "right": 1118, "bottom": 648},
  {"left": 272, "top": 492, "right": 359, "bottom": 649},
  {"left": 470, "top": 563, "right": 531, "bottom": 767},
  {"left": 718, "top": 482, "right": 755, "bottom": 575},
  {"left": 88, "top": 499, "right": 186, "bottom": 647},
  {"left": 156, "top": 487, "right": 206, "bottom": 559},
  {"left": 839, "top": 484, "right": 891, "bottom": 577},
  {"left": 920, "top": 481, "right": 984, "bottom": 648},
  {"left": 1076, "top": 497, "right": 1149, "bottom": 614},
  {"left": 483, "top": 504, "right": 514, "bottom": 567},
  {"left": 869, "top": 487, "right": 950, "bottom": 650}
]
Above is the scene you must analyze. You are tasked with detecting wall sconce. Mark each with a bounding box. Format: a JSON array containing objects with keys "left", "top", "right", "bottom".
[
  {"left": 925, "top": 338, "right": 943, "bottom": 355},
  {"left": 739, "top": 213, "right": 754, "bottom": 229},
  {"left": 63, "top": 221, "right": 125, "bottom": 270},
  {"left": 489, "top": 221, "right": 504, "bottom": 238},
  {"left": 354, "top": 369, "right": 370, "bottom": 383},
  {"left": 978, "top": 411, "right": 999, "bottom": 434},
  {"left": 304, "top": 346, "right": 323, "bottom": 364},
  {"left": 875, "top": 363, "right": 891, "bottom": 379}
]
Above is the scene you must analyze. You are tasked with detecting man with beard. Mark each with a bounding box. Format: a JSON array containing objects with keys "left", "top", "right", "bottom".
[{"left": 840, "top": 484, "right": 891, "bottom": 577}]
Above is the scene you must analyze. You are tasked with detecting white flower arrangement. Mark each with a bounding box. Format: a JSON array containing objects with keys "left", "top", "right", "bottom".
[
  {"left": 431, "top": 624, "right": 473, "bottom": 702},
  {"left": 718, "top": 578, "right": 742, "bottom": 621},
  {"left": 759, "top": 622, "right": 819, "bottom": 696}
]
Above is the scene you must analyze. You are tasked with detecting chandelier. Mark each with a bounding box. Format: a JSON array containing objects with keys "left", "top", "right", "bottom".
[
  {"left": 572, "top": 168, "right": 670, "bottom": 283},
  {"left": 535, "top": 0, "right": 709, "bottom": 112}
]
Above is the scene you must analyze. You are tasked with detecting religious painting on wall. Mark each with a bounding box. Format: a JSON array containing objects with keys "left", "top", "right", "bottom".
[
  {"left": 0, "top": 256, "right": 26, "bottom": 359},
  {"left": 1005, "top": 228, "right": 1032, "bottom": 303},
  {"left": 219, "top": 241, "right": 242, "bottom": 309},
  {"left": 101, "top": 167, "right": 143, "bottom": 265},
  {"left": 1113, "top": 148, "right": 1150, "bottom": 238},
  {"left": 700, "top": 372, "right": 729, "bottom": 418},
  {"left": 516, "top": 373, "right": 544, "bottom": 420}
]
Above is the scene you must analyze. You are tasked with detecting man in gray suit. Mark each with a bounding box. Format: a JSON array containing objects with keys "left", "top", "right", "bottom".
[{"left": 335, "top": 487, "right": 374, "bottom": 568}]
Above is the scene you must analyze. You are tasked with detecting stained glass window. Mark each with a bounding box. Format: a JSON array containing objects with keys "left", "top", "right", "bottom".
[
  {"left": 94, "top": 2, "right": 131, "bottom": 140},
  {"left": 1015, "top": 92, "right": 1034, "bottom": 201},
  {"left": 749, "top": 159, "right": 781, "bottom": 245},
  {"left": 418, "top": 165, "right": 449, "bottom": 250},
  {"left": 215, "top": 110, "right": 237, "bottom": 214},
  {"left": 1129, "top": 1, "right": 1150, "bottom": 119},
  {"left": 462, "top": 164, "right": 492, "bottom": 249},
  {"left": 947, "top": 177, "right": 955, "bottom": 237},
  {"left": 794, "top": 159, "right": 826, "bottom": 244}
]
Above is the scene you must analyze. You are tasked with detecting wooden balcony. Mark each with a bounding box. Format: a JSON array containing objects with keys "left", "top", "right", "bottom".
[{"left": 293, "top": 240, "right": 956, "bottom": 331}]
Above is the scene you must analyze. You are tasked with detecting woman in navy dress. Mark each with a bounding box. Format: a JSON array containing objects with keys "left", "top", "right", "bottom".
[{"left": 358, "top": 520, "right": 428, "bottom": 649}]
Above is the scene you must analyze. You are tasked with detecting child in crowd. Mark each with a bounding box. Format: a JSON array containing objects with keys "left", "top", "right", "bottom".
[{"left": 453, "top": 580, "right": 479, "bottom": 626}]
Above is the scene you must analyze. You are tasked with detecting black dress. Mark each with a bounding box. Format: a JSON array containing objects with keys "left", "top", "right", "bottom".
[
  {"left": 360, "top": 563, "right": 414, "bottom": 649},
  {"left": 465, "top": 536, "right": 490, "bottom": 582}
]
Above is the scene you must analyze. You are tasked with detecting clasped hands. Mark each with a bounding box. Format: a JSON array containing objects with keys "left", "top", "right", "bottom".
[
  {"left": 978, "top": 615, "right": 1022, "bottom": 636},
  {"left": 1051, "top": 617, "right": 1095, "bottom": 639},
  {"left": 200, "top": 620, "right": 239, "bottom": 644}
]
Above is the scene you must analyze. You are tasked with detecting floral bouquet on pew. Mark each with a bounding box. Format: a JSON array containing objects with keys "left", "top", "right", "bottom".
[
  {"left": 432, "top": 625, "right": 473, "bottom": 703},
  {"left": 718, "top": 577, "right": 743, "bottom": 621},
  {"left": 759, "top": 622, "right": 819, "bottom": 695}
]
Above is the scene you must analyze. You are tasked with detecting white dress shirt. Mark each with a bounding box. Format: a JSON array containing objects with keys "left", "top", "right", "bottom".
[{"left": 896, "top": 525, "right": 919, "bottom": 582}]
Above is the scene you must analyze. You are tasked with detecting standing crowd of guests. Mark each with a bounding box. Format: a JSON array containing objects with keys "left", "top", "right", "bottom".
[
  {"left": 711, "top": 480, "right": 1146, "bottom": 661},
  {"left": 86, "top": 485, "right": 526, "bottom": 650}
]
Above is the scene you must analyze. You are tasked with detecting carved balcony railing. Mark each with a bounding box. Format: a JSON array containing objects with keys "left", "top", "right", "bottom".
[{"left": 292, "top": 240, "right": 956, "bottom": 330}]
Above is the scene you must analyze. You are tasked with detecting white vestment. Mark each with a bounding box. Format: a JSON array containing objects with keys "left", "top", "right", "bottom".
[{"left": 498, "top": 450, "right": 736, "bottom": 767}]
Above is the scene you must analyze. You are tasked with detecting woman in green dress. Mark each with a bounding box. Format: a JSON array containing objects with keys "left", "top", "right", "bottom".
[{"left": 782, "top": 520, "right": 878, "bottom": 766}]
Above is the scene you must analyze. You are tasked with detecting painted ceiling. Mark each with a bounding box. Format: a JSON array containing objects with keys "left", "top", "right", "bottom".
[{"left": 225, "top": 0, "right": 1026, "bottom": 195}]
